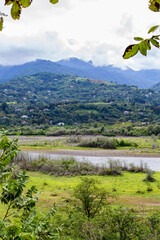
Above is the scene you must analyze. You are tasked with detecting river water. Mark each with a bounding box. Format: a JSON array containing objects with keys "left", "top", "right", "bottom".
[{"left": 23, "top": 151, "right": 160, "bottom": 172}]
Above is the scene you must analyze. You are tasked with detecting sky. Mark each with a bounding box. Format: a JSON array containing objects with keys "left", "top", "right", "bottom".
[{"left": 0, "top": 0, "right": 160, "bottom": 70}]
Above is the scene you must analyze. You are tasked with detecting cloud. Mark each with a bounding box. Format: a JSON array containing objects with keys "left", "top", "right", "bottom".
[
  {"left": 0, "top": 47, "right": 41, "bottom": 65},
  {"left": 0, "top": 31, "right": 70, "bottom": 65},
  {"left": 67, "top": 39, "right": 79, "bottom": 46},
  {"left": 117, "top": 14, "right": 133, "bottom": 36},
  {"left": 1, "top": 29, "right": 160, "bottom": 71},
  {"left": 0, "top": 0, "right": 159, "bottom": 70}
]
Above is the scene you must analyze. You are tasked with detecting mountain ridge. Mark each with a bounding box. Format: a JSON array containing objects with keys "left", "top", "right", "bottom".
[{"left": 0, "top": 58, "right": 160, "bottom": 88}]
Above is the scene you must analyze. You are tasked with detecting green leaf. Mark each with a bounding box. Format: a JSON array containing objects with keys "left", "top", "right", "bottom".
[
  {"left": 144, "top": 39, "right": 151, "bottom": 50},
  {"left": 123, "top": 44, "right": 139, "bottom": 59},
  {"left": 149, "top": 0, "right": 160, "bottom": 12},
  {"left": 11, "top": 2, "right": 22, "bottom": 20},
  {"left": 5, "top": 0, "right": 13, "bottom": 5},
  {"left": 134, "top": 37, "right": 144, "bottom": 41},
  {"left": 0, "top": 17, "right": 3, "bottom": 31},
  {"left": 50, "top": 0, "right": 58, "bottom": 4},
  {"left": 150, "top": 38, "right": 160, "bottom": 48},
  {"left": 153, "top": 36, "right": 160, "bottom": 40},
  {"left": 19, "top": 0, "right": 32, "bottom": 8},
  {"left": 139, "top": 41, "right": 147, "bottom": 56},
  {"left": 148, "top": 25, "right": 159, "bottom": 34},
  {"left": 19, "top": 233, "right": 35, "bottom": 240}
]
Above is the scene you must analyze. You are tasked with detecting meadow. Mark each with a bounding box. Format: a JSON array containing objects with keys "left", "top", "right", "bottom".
[
  {"left": 1, "top": 170, "right": 160, "bottom": 217},
  {"left": 23, "top": 171, "right": 160, "bottom": 211}
]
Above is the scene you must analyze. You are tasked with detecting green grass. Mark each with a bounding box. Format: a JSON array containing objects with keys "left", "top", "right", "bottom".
[
  {"left": 27, "top": 170, "right": 160, "bottom": 200},
  {"left": 118, "top": 136, "right": 158, "bottom": 148},
  {"left": 1, "top": 171, "right": 160, "bottom": 217},
  {"left": 20, "top": 145, "right": 102, "bottom": 151}
]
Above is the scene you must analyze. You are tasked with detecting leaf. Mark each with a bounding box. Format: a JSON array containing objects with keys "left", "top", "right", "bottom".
[
  {"left": 19, "top": 0, "right": 32, "bottom": 8},
  {"left": 0, "top": 17, "right": 3, "bottom": 31},
  {"left": 155, "top": 0, "right": 160, "bottom": 8},
  {"left": 50, "top": 0, "right": 58, "bottom": 4},
  {"left": 139, "top": 41, "right": 147, "bottom": 56},
  {"left": 150, "top": 38, "right": 160, "bottom": 48},
  {"left": 149, "top": 0, "right": 160, "bottom": 11},
  {"left": 148, "top": 25, "right": 159, "bottom": 34},
  {"left": 11, "top": 1, "right": 21, "bottom": 20},
  {"left": 19, "top": 232, "right": 35, "bottom": 240},
  {"left": 149, "top": 4, "right": 159, "bottom": 12},
  {"left": 123, "top": 44, "right": 139, "bottom": 59},
  {"left": 5, "top": 0, "right": 13, "bottom": 5},
  {"left": 143, "top": 39, "right": 151, "bottom": 50},
  {"left": 153, "top": 36, "right": 160, "bottom": 40},
  {"left": 134, "top": 37, "right": 144, "bottom": 41}
]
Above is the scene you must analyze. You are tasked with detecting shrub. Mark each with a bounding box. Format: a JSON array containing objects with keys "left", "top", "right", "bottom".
[
  {"left": 143, "top": 171, "right": 156, "bottom": 182},
  {"left": 0, "top": 133, "right": 60, "bottom": 239},
  {"left": 78, "top": 137, "right": 118, "bottom": 149},
  {"left": 74, "top": 177, "right": 108, "bottom": 219}
]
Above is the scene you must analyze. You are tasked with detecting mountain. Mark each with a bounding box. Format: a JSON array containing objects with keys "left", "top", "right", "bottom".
[
  {"left": 0, "top": 57, "right": 160, "bottom": 88},
  {"left": 57, "top": 58, "right": 160, "bottom": 88},
  {"left": 0, "top": 60, "right": 68, "bottom": 83}
]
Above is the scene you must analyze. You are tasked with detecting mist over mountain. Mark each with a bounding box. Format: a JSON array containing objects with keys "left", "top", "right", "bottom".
[{"left": 0, "top": 57, "right": 160, "bottom": 88}]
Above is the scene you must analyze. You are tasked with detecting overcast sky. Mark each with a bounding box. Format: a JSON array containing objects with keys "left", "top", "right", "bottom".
[{"left": 0, "top": 0, "right": 160, "bottom": 70}]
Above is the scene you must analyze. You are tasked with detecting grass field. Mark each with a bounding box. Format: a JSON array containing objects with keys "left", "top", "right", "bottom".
[
  {"left": 1, "top": 169, "right": 160, "bottom": 227},
  {"left": 1, "top": 170, "right": 160, "bottom": 218},
  {"left": 26, "top": 171, "right": 160, "bottom": 211}
]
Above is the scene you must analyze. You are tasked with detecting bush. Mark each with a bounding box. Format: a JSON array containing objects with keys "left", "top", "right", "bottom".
[
  {"left": 143, "top": 171, "right": 156, "bottom": 182},
  {"left": 78, "top": 137, "right": 118, "bottom": 149},
  {"left": 74, "top": 177, "right": 108, "bottom": 219}
]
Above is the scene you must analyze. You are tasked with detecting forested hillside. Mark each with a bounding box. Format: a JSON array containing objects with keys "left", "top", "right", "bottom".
[
  {"left": 152, "top": 82, "right": 160, "bottom": 91},
  {"left": 0, "top": 72, "right": 160, "bottom": 127}
]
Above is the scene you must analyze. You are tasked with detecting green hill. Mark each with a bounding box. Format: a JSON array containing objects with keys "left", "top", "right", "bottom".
[{"left": 0, "top": 72, "right": 160, "bottom": 126}]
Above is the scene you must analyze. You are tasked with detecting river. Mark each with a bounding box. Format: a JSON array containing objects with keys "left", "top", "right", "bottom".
[{"left": 22, "top": 151, "right": 160, "bottom": 172}]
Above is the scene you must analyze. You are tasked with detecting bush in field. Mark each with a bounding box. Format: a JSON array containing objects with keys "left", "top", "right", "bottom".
[
  {"left": 143, "top": 171, "right": 156, "bottom": 182},
  {"left": 78, "top": 137, "right": 118, "bottom": 149},
  {"left": 110, "top": 207, "right": 141, "bottom": 240},
  {"left": 117, "top": 139, "right": 138, "bottom": 147},
  {"left": 74, "top": 177, "right": 108, "bottom": 219},
  {"left": 78, "top": 137, "right": 138, "bottom": 149},
  {"left": 58, "top": 181, "right": 157, "bottom": 240},
  {"left": 107, "top": 159, "right": 149, "bottom": 173}
]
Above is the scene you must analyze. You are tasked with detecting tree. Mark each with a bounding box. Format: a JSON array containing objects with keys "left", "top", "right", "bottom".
[
  {"left": 0, "top": 0, "right": 59, "bottom": 31},
  {"left": 74, "top": 177, "right": 108, "bottom": 219},
  {"left": 0, "top": 132, "right": 60, "bottom": 239},
  {"left": 123, "top": 0, "right": 160, "bottom": 59}
]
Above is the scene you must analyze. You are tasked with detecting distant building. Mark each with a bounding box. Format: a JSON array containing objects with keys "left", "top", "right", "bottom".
[
  {"left": 124, "top": 111, "right": 129, "bottom": 115},
  {"left": 21, "top": 115, "right": 28, "bottom": 118},
  {"left": 57, "top": 122, "right": 65, "bottom": 126}
]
